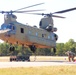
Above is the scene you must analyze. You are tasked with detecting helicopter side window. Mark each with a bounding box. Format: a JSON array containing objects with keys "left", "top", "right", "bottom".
[
  {"left": 29, "top": 31, "right": 31, "bottom": 34},
  {"left": 36, "top": 32, "right": 38, "bottom": 36},
  {"left": 48, "top": 36, "right": 50, "bottom": 39},
  {"left": 21, "top": 28, "right": 24, "bottom": 33},
  {"left": 8, "top": 23, "right": 15, "bottom": 30},
  {"left": 42, "top": 34, "right": 44, "bottom": 37}
]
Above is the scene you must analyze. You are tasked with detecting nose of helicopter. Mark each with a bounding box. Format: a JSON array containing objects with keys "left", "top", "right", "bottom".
[
  {"left": 0, "top": 29, "right": 11, "bottom": 34},
  {"left": 0, "top": 29, "right": 11, "bottom": 40},
  {"left": 0, "top": 23, "right": 12, "bottom": 35},
  {"left": 0, "top": 29, "right": 11, "bottom": 42}
]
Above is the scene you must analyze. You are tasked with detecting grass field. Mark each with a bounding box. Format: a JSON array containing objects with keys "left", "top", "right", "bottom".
[
  {"left": 0, "top": 56, "right": 76, "bottom": 75},
  {"left": 0, "top": 66, "right": 76, "bottom": 75}
]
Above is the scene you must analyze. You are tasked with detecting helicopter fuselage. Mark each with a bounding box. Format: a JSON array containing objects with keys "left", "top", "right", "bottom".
[
  {"left": 0, "top": 21, "right": 57, "bottom": 48},
  {"left": 0, "top": 3, "right": 75, "bottom": 54}
]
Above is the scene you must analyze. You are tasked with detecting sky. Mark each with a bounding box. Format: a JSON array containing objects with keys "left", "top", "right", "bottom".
[{"left": 0, "top": 0, "right": 76, "bottom": 43}]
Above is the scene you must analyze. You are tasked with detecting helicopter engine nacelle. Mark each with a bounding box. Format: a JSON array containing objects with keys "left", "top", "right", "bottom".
[
  {"left": 54, "top": 33, "right": 58, "bottom": 41},
  {"left": 4, "top": 14, "right": 17, "bottom": 24},
  {"left": 46, "top": 25, "right": 53, "bottom": 32},
  {"left": 39, "top": 16, "right": 54, "bottom": 30},
  {"left": 53, "top": 27, "right": 57, "bottom": 32}
]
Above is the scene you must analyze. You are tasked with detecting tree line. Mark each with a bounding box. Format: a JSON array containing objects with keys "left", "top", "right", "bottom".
[{"left": 0, "top": 39, "right": 76, "bottom": 56}]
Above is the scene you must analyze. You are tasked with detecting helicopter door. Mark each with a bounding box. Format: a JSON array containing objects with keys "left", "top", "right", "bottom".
[{"left": 15, "top": 25, "right": 25, "bottom": 41}]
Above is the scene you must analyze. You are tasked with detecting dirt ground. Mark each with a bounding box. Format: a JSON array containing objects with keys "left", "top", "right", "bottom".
[{"left": 0, "top": 56, "right": 71, "bottom": 62}]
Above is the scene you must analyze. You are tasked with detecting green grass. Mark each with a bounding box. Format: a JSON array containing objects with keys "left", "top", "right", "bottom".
[{"left": 0, "top": 66, "right": 76, "bottom": 75}]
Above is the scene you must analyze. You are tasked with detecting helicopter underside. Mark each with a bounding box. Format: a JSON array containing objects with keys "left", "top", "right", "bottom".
[{"left": 0, "top": 32, "right": 55, "bottom": 49}]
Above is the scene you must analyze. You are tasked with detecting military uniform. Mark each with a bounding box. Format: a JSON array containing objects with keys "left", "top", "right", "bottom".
[{"left": 65, "top": 51, "right": 75, "bottom": 62}]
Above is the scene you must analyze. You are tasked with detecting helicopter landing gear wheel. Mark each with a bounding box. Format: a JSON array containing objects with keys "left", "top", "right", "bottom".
[
  {"left": 9, "top": 43, "right": 15, "bottom": 52},
  {"left": 29, "top": 45, "right": 36, "bottom": 53},
  {"left": 53, "top": 47, "right": 56, "bottom": 54},
  {"left": 9, "top": 43, "right": 15, "bottom": 62},
  {"left": 29, "top": 45, "right": 37, "bottom": 61}
]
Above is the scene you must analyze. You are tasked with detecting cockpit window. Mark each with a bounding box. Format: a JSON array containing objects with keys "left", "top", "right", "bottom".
[
  {"left": 1, "top": 23, "right": 15, "bottom": 30},
  {"left": 1, "top": 24, "right": 9, "bottom": 29},
  {"left": 12, "top": 25, "right": 15, "bottom": 30}
]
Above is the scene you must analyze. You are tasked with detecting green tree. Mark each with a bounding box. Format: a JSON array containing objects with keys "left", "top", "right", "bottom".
[{"left": 56, "top": 43, "right": 64, "bottom": 56}]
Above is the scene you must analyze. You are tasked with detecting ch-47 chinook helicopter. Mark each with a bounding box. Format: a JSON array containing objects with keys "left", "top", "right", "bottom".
[{"left": 0, "top": 2, "right": 76, "bottom": 54}]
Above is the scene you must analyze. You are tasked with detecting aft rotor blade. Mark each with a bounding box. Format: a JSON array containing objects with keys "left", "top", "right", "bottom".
[
  {"left": 52, "top": 15, "right": 65, "bottom": 18},
  {"left": 23, "top": 13, "right": 65, "bottom": 18},
  {"left": 14, "top": 3, "right": 44, "bottom": 12},
  {"left": 53, "top": 7, "right": 76, "bottom": 14}
]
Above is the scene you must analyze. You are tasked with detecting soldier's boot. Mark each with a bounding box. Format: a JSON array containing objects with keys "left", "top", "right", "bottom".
[
  {"left": 68, "top": 56, "right": 71, "bottom": 62},
  {"left": 72, "top": 56, "right": 75, "bottom": 62}
]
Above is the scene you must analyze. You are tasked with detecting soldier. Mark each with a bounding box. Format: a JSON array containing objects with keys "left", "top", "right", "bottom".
[{"left": 65, "top": 51, "right": 75, "bottom": 62}]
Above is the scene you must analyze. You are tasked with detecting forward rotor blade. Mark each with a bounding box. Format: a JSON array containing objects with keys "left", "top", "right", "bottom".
[
  {"left": 53, "top": 7, "right": 76, "bottom": 14},
  {"left": 14, "top": 3, "right": 44, "bottom": 12},
  {"left": 0, "top": 11, "right": 8, "bottom": 14},
  {"left": 14, "top": 9, "right": 45, "bottom": 13}
]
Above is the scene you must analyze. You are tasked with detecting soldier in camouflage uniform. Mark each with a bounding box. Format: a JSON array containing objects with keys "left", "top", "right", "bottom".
[{"left": 65, "top": 51, "right": 75, "bottom": 62}]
